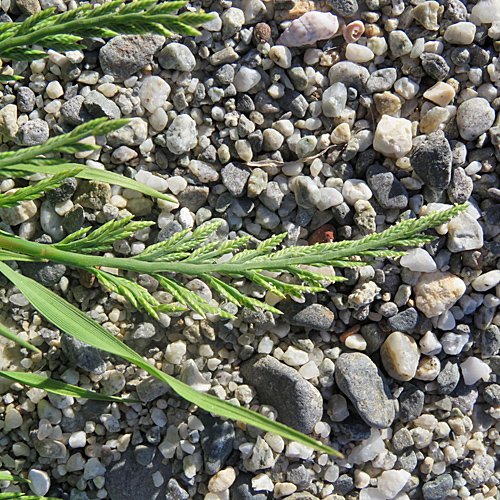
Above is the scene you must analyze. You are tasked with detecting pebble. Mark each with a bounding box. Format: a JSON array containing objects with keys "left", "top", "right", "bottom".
[
  {"left": 138, "top": 76, "right": 171, "bottom": 113},
  {"left": 373, "top": 115, "right": 412, "bottom": 158},
  {"left": 60, "top": 333, "right": 105, "bottom": 375},
  {"left": 165, "top": 114, "right": 197, "bottom": 155},
  {"left": 99, "top": 35, "right": 165, "bottom": 81},
  {"left": 400, "top": 248, "right": 436, "bottom": 273},
  {"left": 414, "top": 271, "right": 466, "bottom": 318},
  {"left": 0, "top": 196, "right": 37, "bottom": 226},
  {"left": 460, "top": 357, "right": 492, "bottom": 385},
  {"left": 380, "top": 332, "right": 420, "bottom": 381},
  {"left": 377, "top": 470, "right": 410, "bottom": 499},
  {"left": 444, "top": 22, "right": 476, "bottom": 45},
  {"left": 422, "top": 474, "right": 453, "bottom": 500},
  {"left": 420, "top": 53, "right": 450, "bottom": 81},
  {"left": 366, "top": 165, "right": 408, "bottom": 209},
  {"left": 322, "top": 82, "right": 347, "bottom": 118},
  {"left": 200, "top": 415, "right": 234, "bottom": 475},
  {"left": 328, "top": 61, "right": 369, "bottom": 92},
  {"left": 335, "top": 353, "right": 395, "bottom": 428},
  {"left": 17, "top": 119, "right": 49, "bottom": 146},
  {"left": 234, "top": 66, "right": 262, "bottom": 92},
  {"left": 456, "top": 97, "right": 496, "bottom": 141},
  {"left": 108, "top": 118, "right": 148, "bottom": 146},
  {"left": 294, "top": 176, "right": 321, "bottom": 209},
  {"left": 423, "top": 82, "right": 456, "bottom": 107},
  {"left": 269, "top": 45, "right": 292, "bottom": 69},
  {"left": 447, "top": 212, "right": 484, "bottom": 253},
  {"left": 28, "top": 469, "right": 50, "bottom": 497},
  {"left": 241, "top": 354, "right": 323, "bottom": 434}
]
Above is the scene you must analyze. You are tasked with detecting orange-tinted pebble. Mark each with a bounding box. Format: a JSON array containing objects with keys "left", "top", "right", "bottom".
[{"left": 308, "top": 224, "right": 336, "bottom": 245}]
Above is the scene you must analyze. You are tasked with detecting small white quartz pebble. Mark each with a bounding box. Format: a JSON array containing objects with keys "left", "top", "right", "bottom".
[
  {"left": 355, "top": 470, "right": 371, "bottom": 489},
  {"left": 345, "top": 43, "right": 374, "bottom": 63},
  {"left": 460, "top": 357, "right": 492, "bottom": 385},
  {"left": 138, "top": 76, "right": 171, "bottom": 113},
  {"left": 419, "top": 331, "right": 442, "bottom": 355},
  {"left": 360, "top": 488, "right": 385, "bottom": 500},
  {"left": 394, "top": 77, "right": 419, "bottom": 100},
  {"left": 28, "top": 469, "right": 50, "bottom": 497},
  {"left": 252, "top": 473, "right": 274, "bottom": 492},
  {"left": 316, "top": 187, "right": 343, "bottom": 210},
  {"left": 377, "top": 470, "right": 411, "bottom": 499},
  {"left": 69, "top": 430, "right": 86, "bottom": 448},
  {"left": 234, "top": 66, "right": 261, "bottom": 92},
  {"left": 167, "top": 176, "right": 188, "bottom": 195},
  {"left": 282, "top": 346, "right": 309, "bottom": 366},
  {"left": 208, "top": 467, "right": 236, "bottom": 493},
  {"left": 373, "top": 115, "right": 413, "bottom": 158},
  {"left": 400, "top": 248, "right": 437, "bottom": 273},
  {"left": 46, "top": 80, "right": 64, "bottom": 99},
  {"left": 299, "top": 360, "right": 320, "bottom": 379},
  {"left": 4, "top": 408, "right": 22, "bottom": 431},
  {"left": 342, "top": 179, "right": 372, "bottom": 205},
  {"left": 472, "top": 270, "right": 500, "bottom": 292},
  {"left": 444, "top": 22, "right": 476, "bottom": 45},
  {"left": 345, "top": 333, "right": 367, "bottom": 351},
  {"left": 441, "top": 332, "right": 469, "bottom": 355},
  {"left": 274, "top": 482, "right": 297, "bottom": 498}
]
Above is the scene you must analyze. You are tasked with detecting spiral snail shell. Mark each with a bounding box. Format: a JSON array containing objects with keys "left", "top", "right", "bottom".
[
  {"left": 343, "top": 20, "right": 365, "bottom": 43},
  {"left": 276, "top": 11, "right": 340, "bottom": 47}
]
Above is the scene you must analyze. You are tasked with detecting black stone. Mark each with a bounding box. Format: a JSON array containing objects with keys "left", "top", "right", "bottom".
[
  {"left": 399, "top": 383, "right": 424, "bottom": 422},
  {"left": 200, "top": 414, "right": 235, "bottom": 475},
  {"left": 420, "top": 53, "right": 450, "bottom": 81},
  {"left": 46, "top": 177, "right": 78, "bottom": 204},
  {"left": 18, "top": 261, "right": 66, "bottom": 287},
  {"left": 61, "top": 332, "right": 106, "bottom": 375}
]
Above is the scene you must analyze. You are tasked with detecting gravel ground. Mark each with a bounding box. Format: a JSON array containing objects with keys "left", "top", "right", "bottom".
[{"left": 0, "top": 0, "right": 500, "bottom": 499}]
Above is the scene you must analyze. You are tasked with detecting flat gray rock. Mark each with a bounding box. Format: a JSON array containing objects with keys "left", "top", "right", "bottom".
[
  {"left": 241, "top": 354, "right": 323, "bottom": 434},
  {"left": 335, "top": 353, "right": 395, "bottom": 429}
]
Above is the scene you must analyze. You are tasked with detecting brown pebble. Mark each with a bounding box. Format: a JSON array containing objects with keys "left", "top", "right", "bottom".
[
  {"left": 374, "top": 91, "right": 402, "bottom": 116},
  {"left": 254, "top": 23, "right": 272, "bottom": 43},
  {"left": 340, "top": 324, "right": 361, "bottom": 342},
  {"left": 308, "top": 224, "right": 336, "bottom": 245},
  {"left": 79, "top": 268, "right": 96, "bottom": 288}
]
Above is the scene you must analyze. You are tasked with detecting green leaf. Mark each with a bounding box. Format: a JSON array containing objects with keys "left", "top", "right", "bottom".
[
  {"left": 0, "top": 74, "right": 23, "bottom": 83},
  {"left": 0, "top": 472, "right": 28, "bottom": 483},
  {"left": 0, "top": 371, "right": 138, "bottom": 403},
  {"left": 1, "top": 48, "right": 47, "bottom": 61},
  {"left": 0, "top": 321, "right": 40, "bottom": 352},
  {"left": 17, "top": 8, "right": 56, "bottom": 35},
  {"left": 0, "top": 262, "right": 342, "bottom": 458}
]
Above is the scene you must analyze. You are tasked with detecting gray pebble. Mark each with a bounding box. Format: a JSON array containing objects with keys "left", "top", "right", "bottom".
[
  {"left": 463, "top": 454, "right": 495, "bottom": 487},
  {"left": 240, "top": 354, "right": 324, "bottom": 434},
  {"left": 74, "top": 180, "right": 111, "bottom": 210},
  {"left": 84, "top": 90, "right": 121, "bottom": 120},
  {"left": 328, "top": 61, "right": 370, "bottom": 92},
  {"left": 165, "top": 479, "right": 189, "bottom": 500},
  {"left": 18, "top": 261, "right": 66, "bottom": 287},
  {"left": 230, "top": 473, "right": 267, "bottom": 500},
  {"left": 279, "top": 299, "right": 335, "bottom": 331},
  {"left": 448, "top": 167, "right": 473, "bottom": 204},
  {"left": 61, "top": 95, "right": 92, "bottom": 126},
  {"left": 158, "top": 42, "right": 196, "bottom": 72},
  {"left": 200, "top": 414, "right": 235, "bottom": 475},
  {"left": 335, "top": 352, "right": 395, "bottom": 429},
  {"left": 16, "top": 86, "right": 35, "bottom": 113},
  {"left": 484, "top": 384, "right": 500, "bottom": 405},
  {"left": 221, "top": 163, "right": 251, "bottom": 197},
  {"left": 476, "top": 325, "right": 500, "bottom": 357},
  {"left": 366, "top": 165, "right": 408, "bottom": 209},
  {"left": 136, "top": 376, "right": 169, "bottom": 403},
  {"left": 399, "top": 383, "right": 424, "bottom": 422},
  {"left": 366, "top": 68, "right": 397, "bottom": 94},
  {"left": 420, "top": 53, "right": 450, "bottom": 81},
  {"left": 437, "top": 359, "right": 460, "bottom": 395},
  {"left": 61, "top": 333, "right": 105, "bottom": 375},
  {"left": 388, "top": 307, "right": 418, "bottom": 331},
  {"left": 457, "top": 97, "right": 496, "bottom": 141},
  {"left": 177, "top": 186, "right": 209, "bottom": 212},
  {"left": 294, "top": 176, "right": 320, "bottom": 209},
  {"left": 134, "top": 445, "right": 155, "bottom": 466},
  {"left": 17, "top": 119, "right": 49, "bottom": 146},
  {"left": 325, "top": 0, "right": 358, "bottom": 16},
  {"left": 422, "top": 474, "right": 453, "bottom": 500}
]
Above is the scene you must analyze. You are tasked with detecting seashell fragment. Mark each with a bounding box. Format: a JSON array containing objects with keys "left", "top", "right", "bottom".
[
  {"left": 276, "top": 11, "right": 339, "bottom": 47},
  {"left": 343, "top": 20, "right": 365, "bottom": 43}
]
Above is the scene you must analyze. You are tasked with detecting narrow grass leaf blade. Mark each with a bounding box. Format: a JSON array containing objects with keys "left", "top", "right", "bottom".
[
  {"left": 0, "top": 472, "right": 27, "bottom": 482},
  {"left": 0, "top": 262, "right": 341, "bottom": 457},
  {"left": 0, "top": 322, "right": 40, "bottom": 352},
  {"left": 0, "top": 371, "right": 136, "bottom": 403},
  {"left": 1, "top": 164, "right": 175, "bottom": 202}
]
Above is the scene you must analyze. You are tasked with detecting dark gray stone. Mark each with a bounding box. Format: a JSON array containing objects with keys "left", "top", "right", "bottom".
[
  {"left": 61, "top": 95, "right": 93, "bottom": 126},
  {"left": 17, "top": 86, "right": 35, "bottom": 113},
  {"left": 136, "top": 376, "right": 169, "bottom": 403},
  {"left": 448, "top": 167, "right": 473, "bottom": 205},
  {"left": 221, "top": 163, "right": 251, "bottom": 197},
  {"left": 177, "top": 186, "right": 209, "bottom": 212},
  {"left": 230, "top": 472, "right": 268, "bottom": 500},
  {"left": 476, "top": 325, "right": 500, "bottom": 357},
  {"left": 17, "top": 119, "right": 49, "bottom": 146},
  {"left": 63, "top": 205, "right": 85, "bottom": 234},
  {"left": 165, "top": 478, "right": 189, "bottom": 500},
  {"left": 365, "top": 68, "right": 397, "bottom": 94},
  {"left": 105, "top": 448, "right": 172, "bottom": 500},
  {"left": 336, "top": 416, "right": 371, "bottom": 442},
  {"left": 46, "top": 177, "right": 77, "bottom": 204},
  {"left": 279, "top": 90, "right": 308, "bottom": 118},
  {"left": 200, "top": 414, "right": 235, "bottom": 475},
  {"left": 395, "top": 449, "right": 418, "bottom": 472},
  {"left": 410, "top": 131, "right": 452, "bottom": 202},
  {"left": 334, "top": 475, "right": 354, "bottom": 495},
  {"left": 279, "top": 300, "right": 335, "bottom": 331},
  {"left": 61, "top": 400, "right": 110, "bottom": 432},
  {"left": 84, "top": 90, "right": 121, "bottom": 120},
  {"left": 392, "top": 427, "right": 413, "bottom": 453},
  {"left": 134, "top": 445, "right": 155, "bottom": 466},
  {"left": 399, "top": 383, "right": 424, "bottom": 422},
  {"left": 388, "top": 307, "right": 418, "bottom": 332},
  {"left": 335, "top": 353, "right": 395, "bottom": 429},
  {"left": 422, "top": 474, "right": 453, "bottom": 500},
  {"left": 420, "top": 53, "right": 450, "bottom": 81},
  {"left": 99, "top": 34, "right": 165, "bottom": 81},
  {"left": 366, "top": 165, "right": 408, "bottom": 209},
  {"left": 61, "top": 333, "right": 106, "bottom": 375},
  {"left": 287, "top": 464, "right": 312, "bottom": 489},
  {"left": 157, "top": 221, "right": 183, "bottom": 242},
  {"left": 18, "top": 261, "right": 66, "bottom": 287},
  {"left": 437, "top": 359, "right": 460, "bottom": 395},
  {"left": 241, "top": 354, "right": 324, "bottom": 434},
  {"left": 360, "top": 324, "right": 386, "bottom": 355}
]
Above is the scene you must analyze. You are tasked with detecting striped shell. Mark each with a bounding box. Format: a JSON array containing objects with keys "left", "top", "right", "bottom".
[
  {"left": 276, "top": 11, "right": 340, "bottom": 47},
  {"left": 343, "top": 20, "right": 365, "bottom": 43}
]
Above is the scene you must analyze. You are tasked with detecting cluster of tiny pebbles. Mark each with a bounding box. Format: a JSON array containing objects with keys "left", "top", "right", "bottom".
[{"left": 1, "top": 0, "right": 500, "bottom": 499}]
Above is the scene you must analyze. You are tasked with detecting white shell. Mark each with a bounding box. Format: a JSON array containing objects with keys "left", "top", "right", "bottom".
[{"left": 276, "top": 11, "right": 339, "bottom": 47}]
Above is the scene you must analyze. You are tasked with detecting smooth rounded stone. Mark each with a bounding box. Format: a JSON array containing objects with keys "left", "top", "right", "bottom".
[
  {"left": 240, "top": 354, "right": 323, "bottom": 434},
  {"left": 233, "top": 66, "right": 262, "bottom": 93},
  {"left": 415, "top": 355, "right": 441, "bottom": 381},
  {"left": 414, "top": 271, "right": 466, "bottom": 318},
  {"left": 294, "top": 176, "right": 321, "bottom": 209},
  {"left": 342, "top": 179, "right": 371, "bottom": 206},
  {"left": 423, "top": 82, "right": 456, "bottom": 107},
  {"left": 373, "top": 115, "right": 412, "bottom": 159},
  {"left": 0, "top": 196, "right": 36, "bottom": 226},
  {"left": 279, "top": 300, "right": 335, "bottom": 330},
  {"left": 165, "top": 114, "right": 197, "bottom": 155},
  {"left": 138, "top": 76, "right": 170, "bottom": 113},
  {"left": 83, "top": 90, "right": 120, "bottom": 120},
  {"left": 412, "top": 1, "right": 439, "bottom": 30},
  {"left": 230, "top": 472, "right": 268, "bottom": 500},
  {"left": 420, "top": 53, "right": 450, "bottom": 81},
  {"left": 157, "top": 42, "right": 196, "bottom": 72},
  {"left": 17, "top": 86, "right": 35, "bottom": 113},
  {"left": 295, "top": 135, "right": 317, "bottom": 158},
  {"left": 61, "top": 332, "right": 105, "bottom": 375},
  {"left": 472, "top": 0, "right": 500, "bottom": 22},
  {"left": 40, "top": 200, "right": 64, "bottom": 241},
  {"left": 28, "top": 469, "right": 50, "bottom": 497},
  {"left": 472, "top": 270, "right": 500, "bottom": 291},
  {"left": 106, "top": 448, "right": 172, "bottom": 500},
  {"left": 328, "top": 61, "right": 369, "bottom": 92},
  {"left": 457, "top": 98, "right": 496, "bottom": 141},
  {"left": 444, "top": 22, "right": 476, "bottom": 44},
  {"left": 17, "top": 119, "right": 49, "bottom": 146},
  {"left": 366, "top": 68, "right": 397, "bottom": 94},
  {"left": 448, "top": 167, "right": 473, "bottom": 205},
  {"left": 400, "top": 248, "right": 436, "bottom": 273},
  {"left": 221, "top": 7, "right": 245, "bottom": 38},
  {"left": 269, "top": 45, "right": 292, "bottom": 68},
  {"left": 99, "top": 34, "right": 165, "bottom": 81},
  {"left": 199, "top": 414, "right": 235, "bottom": 475},
  {"left": 399, "top": 384, "right": 424, "bottom": 422},
  {"left": 380, "top": 332, "right": 420, "bottom": 382},
  {"left": 422, "top": 474, "right": 453, "bottom": 500},
  {"left": 460, "top": 357, "right": 492, "bottom": 385},
  {"left": 388, "top": 31, "right": 413, "bottom": 58},
  {"left": 346, "top": 44, "right": 374, "bottom": 63},
  {"left": 437, "top": 359, "right": 460, "bottom": 394},
  {"left": 366, "top": 165, "right": 408, "bottom": 209},
  {"left": 322, "top": 82, "right": 347, "bottom": 118},
  {"left": 410, "top": 131, "right": 452, "bottom": 202},
  {"left": 388, "top": 307, "right": 419, "bottom": 332},
  {"left": 0, "top": 104, "right": 18, "bottom": 138},
  {"left": 447, "top": 212, "right": 484, "bottom": 253},
  {"left": 262, "top": 129, "right": 284, "bottom": 151},
  {"left": 33, "top": 439, "right": 66, "bottom": 459},
  {"left": 377, "top": 470, "right": 411, "bottom": 499},
  {"left": 18, "top": 260, "right": 66, "bottom": 287},
  {"left": 335, "top": 353, "right": 395, "bottom": 429},
  {"left": 108, "top": 118, "right": 148, "bottom": 147}
]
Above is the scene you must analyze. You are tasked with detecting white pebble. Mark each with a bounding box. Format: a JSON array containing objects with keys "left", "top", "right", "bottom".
[
  {"left": 400, "top": 248, "right": 437, "bottom": 273},
  {"left": 233, "top": 66, "right": 261, "bottom": 92},
  {"left": 46, "top": 80, "right": 64, "bottom": 99},
  {"left": 472, "top": 270, "right": 500, "bottom": 292},
  {"left": 4, "top": 408, "right": 22, "bottom": 431},
  {"left": 460, "top": 357, "right": 491, "bottom": 385},
  {"left": 138, "top": 76, "right": 171, "bottom": 113},
  {"left": 69, "top": 430, "right": 86, "bottom": 448},
  {"left": 252, "top": 473, "right": 274, "bottom": 492},
  {"left": 316, "top": 187, "right": 344, "bottom": 210},
  {"left": 377, "top": 470, "right": 411, "bottom": 499},
  {"left": 345, "top": 43, "right": 374, "bottom": 63},
  {"left": 28, "top": 469, "right": 50, "bottom": 497},
  {"left": 342, "top": 179, "right": 372, "bottom": 205}
]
